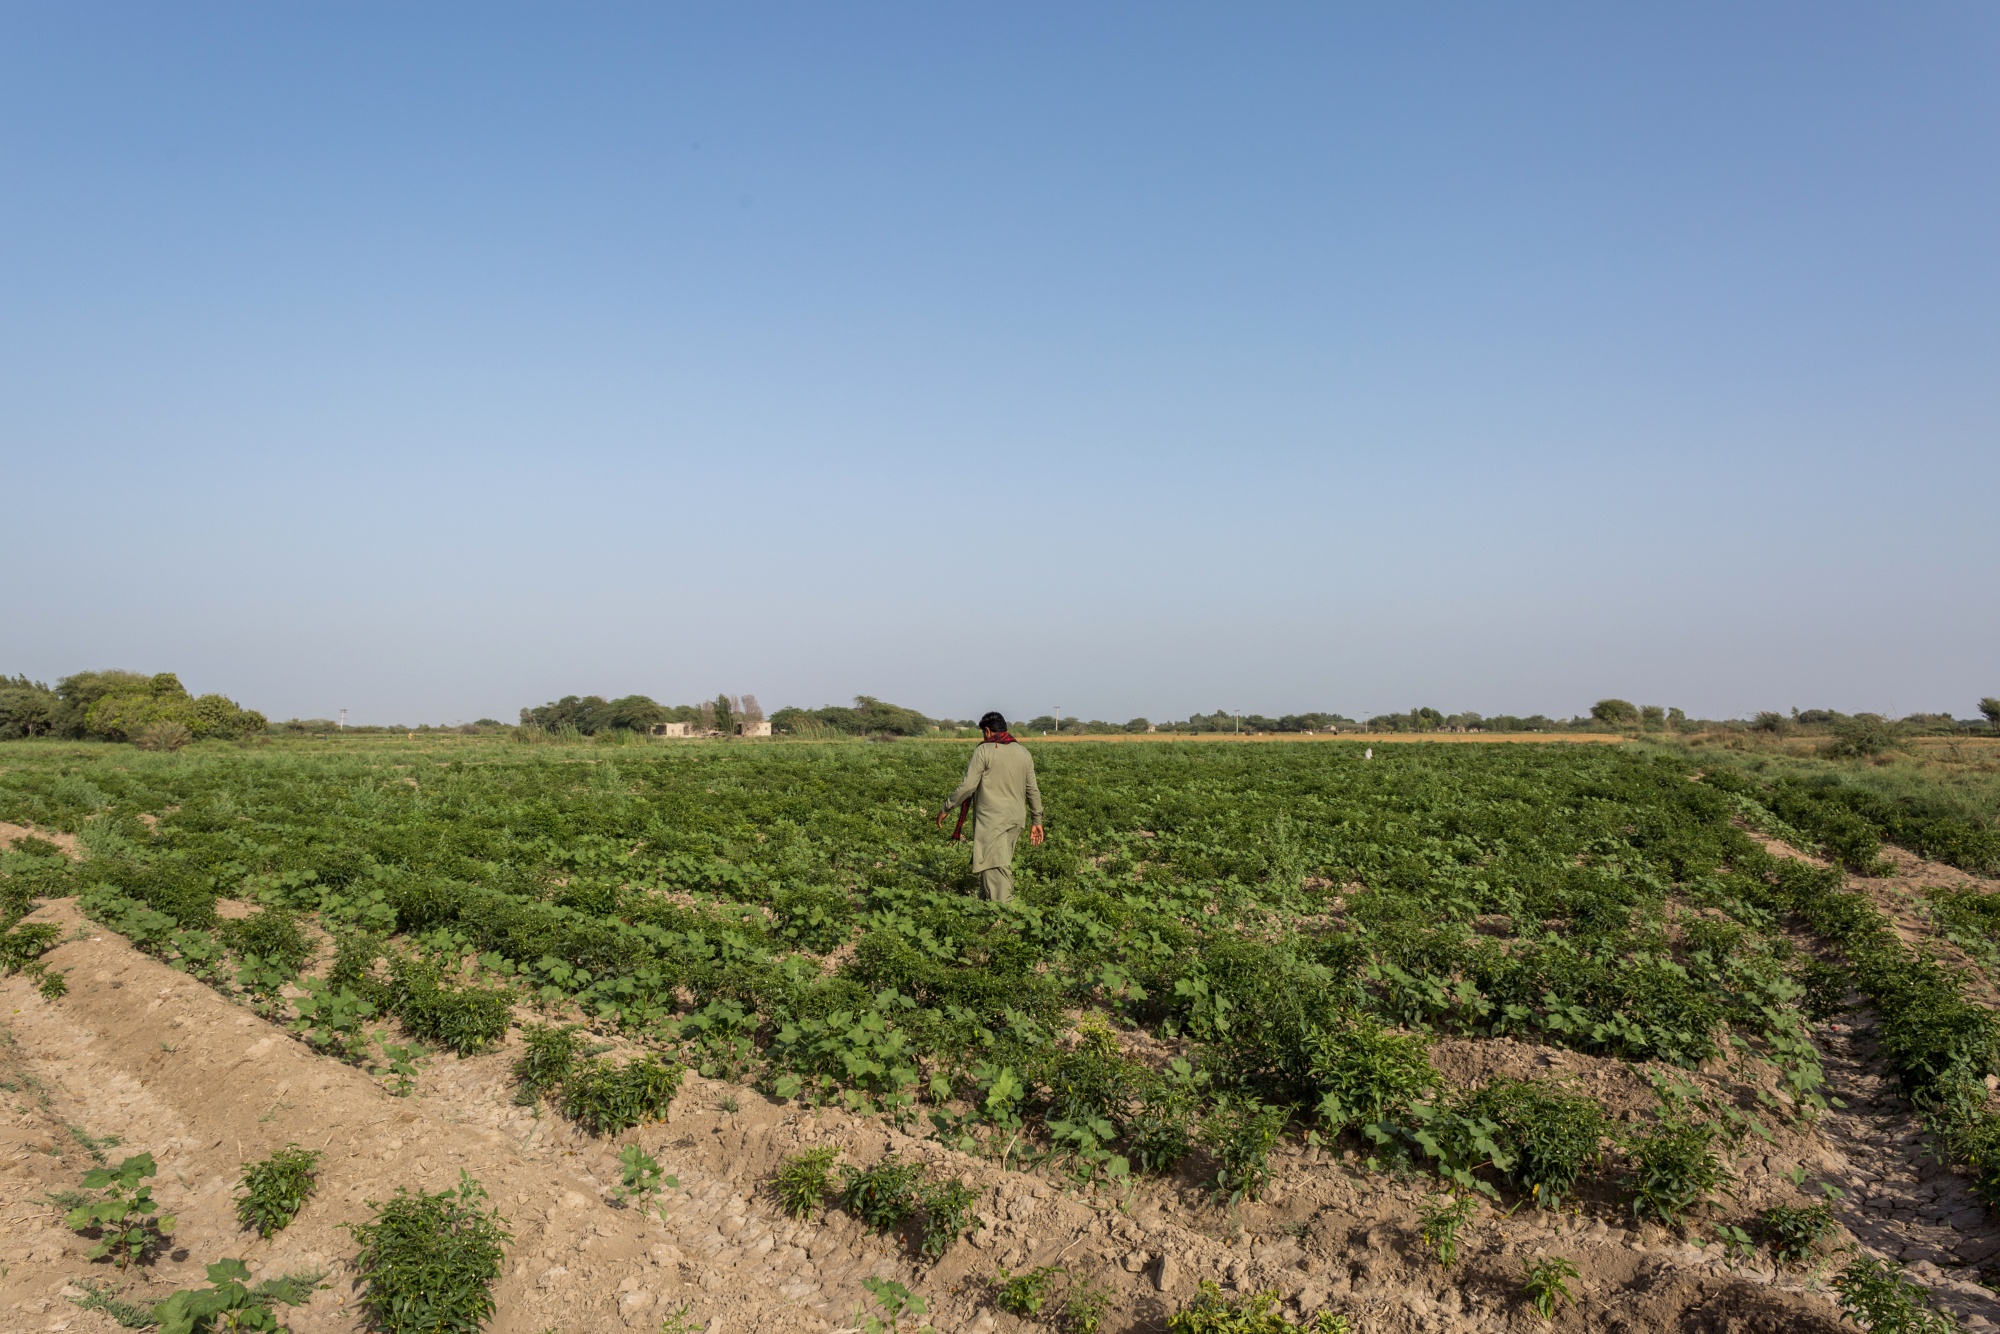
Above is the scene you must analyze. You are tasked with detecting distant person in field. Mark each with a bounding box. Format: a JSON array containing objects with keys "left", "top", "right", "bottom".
[{"left": 937, "top": 711, "right": 1045, "bottom": 904}]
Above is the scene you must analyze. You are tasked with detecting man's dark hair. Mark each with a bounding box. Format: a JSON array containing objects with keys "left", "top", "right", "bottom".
[{"left": 979, "top": 711, "right": 1008, "bottom": 734}]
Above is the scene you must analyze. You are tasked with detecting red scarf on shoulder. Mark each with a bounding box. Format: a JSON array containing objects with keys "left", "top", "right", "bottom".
[{"left": 949, "top": 732, "right": 1015, "bottom": 839}]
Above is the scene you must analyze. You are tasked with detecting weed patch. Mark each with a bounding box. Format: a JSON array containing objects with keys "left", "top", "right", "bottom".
[
  {"left": 347, "top": 1172, "right": 511, "bottom": 1334},
  {"left": 236, "top": 1144, "right": 323, "bottom": 1237}
]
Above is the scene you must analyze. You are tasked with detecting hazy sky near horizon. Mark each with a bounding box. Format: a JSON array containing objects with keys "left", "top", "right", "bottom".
[{"left": 3, "top": 5, "right": 1995, "bottom": 726}]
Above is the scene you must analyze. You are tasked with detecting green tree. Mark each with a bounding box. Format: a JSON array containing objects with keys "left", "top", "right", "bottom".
[
  {"left": 0, "top": 676, "right": 61, "bottom": 739},
  {"left": 1981, "top": 698, "right": 2000, "bottom": 730},
  {"left": 1589, "top": 699, "right": 1639, "bottom": 726}
]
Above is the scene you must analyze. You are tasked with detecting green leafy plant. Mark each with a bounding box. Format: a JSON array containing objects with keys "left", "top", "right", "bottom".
[
  {"left": 615, "top": 1145, "right": 678, "bottom": 1217},
  {"left": 1832, "top": 1256, "right": 1957, "bottom": 1333},
  {"left": 771, "top": 1147, "right": 841, "bottom": 1220},
  {"left": 1167, "top": 1282, "right": 1352, "bottom": 1332},
  {"left": 853, "top": 1276, "right": 930, "bottom": 1333},
  {"left": 236, "top": 1145, "right": 323, "bottom": 1238},
  {"left": 289, "top": 979, "right": 378, "bottom": 1063},
  {"left": 560, "top": 1056, "right": 684, "bottom": 1135},
  {"left": 1759, "top": 1202, "right": 1836, "bottom": 1268},
  {"left": 65, "top": 1152, "right": 177, "bottom": 1269},
  {"left": 1521, "top": 1256, "right": 1579, "bottom": 1321},
  {"left": 511, "top": 1023, "right": 589, "bottom": 1105},
  {"left": 346, "top": 1172, "right": 511, "bottom": 1334},
  {"left": 152, "top": 1258, "right": 317, "bottom": 1334},
  {"left": 1418, "top": 1189, "right": 1478, "bottom": 1266},
  {"left": 1625, "top": 1117, "right": 1726, "bottom": 1225},
  {"left": 1201, "top": 1097, "right": 1286, "bottom": 1204},
  {"left": 915, "top": 1176, "right": 980, "bottom": 1258},
  {"left": 840, "top": 1155, "right": 925, "bottom": 1234},
  {"left": 388, "top": 957, "right": 512, "bottom": 1056},
  {"left": 1063, "top": 1279, "right": 1115, "bottom": 1334},
  {"left": 1458, "top": 1078, "right": 1606, "bottom": 1209},
  {"left": 995, "top": 1265, "right": 1063, "bottom": 1317}
]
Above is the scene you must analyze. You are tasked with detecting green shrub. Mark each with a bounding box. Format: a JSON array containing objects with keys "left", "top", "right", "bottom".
[
  {"left": 559, "top": 1055, "right": 684, "bottom": 1135},
  {"left": 218, "top": 909, "right": 314, "bottom": 974},
  {"left": 1521, "top": 1256, "right": 1579, "bottom": 1321},
  {"left": 1418, "top": 1190, "right": 1477, "bottom": 1266},
  {"left": 1, "top": 920, "right": 62, "bottom": 974},
  {"left": 1459, "top": 1078, "right": 1607, "bottom": 1208},
  {"left": 64, "top": 1152, "right": 177, "bottom": 1269},
  {"left": 1167, "top": 1282, "right": 1352, "bottom": 1332},
  {"left": 1202, "top": 1097, "right": 1287, "bottom": 1204},
  {"left": 916, "top": 1176, "right": 980, "bottom": 1258},
  {"left": 1064, "top": 1279, "right": 1115, "bottom": 1334},
  {"left": 236, "top": 1144, "right": 323, "bottom": 1237},
  {"left": 995, "top": 1265, "right": 1062, "bottom": 1317},
  {"left": 1832, "top": 1256, "right": 1956, "bottom": 1333},
  {"left": 511, "top": 1023, "right": 588, "bottom": 1105},
  {"left": 840, "top": 1155, "right": 924, "bottom": 1234},
  {"left": 1625, "top": 1117, "right": 1725, "bottom": 1224},
  {"left": 1303, "top": 1014, "right": 1433, "bottom": 1131},
  {"left": 1759, "top": 1202, "right": 1836, "bottom": 1268},
  {"left": 152, "top": 1258, "right": 316, "bottom": 1334},
  {"left": 771, "top": 1147, "right": 841, "bottom": 1220},
  {"left": 1121, "top": 1059, "right": 1202, "bottom": 1174},
  {"left": 347, "top": 1172, "right": 511, "bottom": 1334},
  {"left": 389, "top": 958, "right": 512, "bottom": 1056}
]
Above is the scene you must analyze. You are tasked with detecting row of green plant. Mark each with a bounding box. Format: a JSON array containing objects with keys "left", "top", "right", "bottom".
[
  {"left": 770, "top": 1147, "right": 980, "bottom": 1258},
  {"left": 1, "top": 832, "right": 69, "bottom": 997},
  {"left": 0, "top": 741, "right": 1889, "bottom": 1206}
]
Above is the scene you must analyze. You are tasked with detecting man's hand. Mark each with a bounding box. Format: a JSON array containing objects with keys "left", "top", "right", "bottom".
[{"left": 1030, "top": 824, "right": 1045, "bottom": 847}]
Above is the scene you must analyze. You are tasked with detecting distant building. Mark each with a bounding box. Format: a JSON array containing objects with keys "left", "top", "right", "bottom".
[
  {"left": 737, "top": 719, "right": 772, "bottom": 737},
  {"left": 652, "top": 722, "right": 697, "bottom": 738},
  {"left": 651, "top": 718, "right": 771, "bottom": 738}
]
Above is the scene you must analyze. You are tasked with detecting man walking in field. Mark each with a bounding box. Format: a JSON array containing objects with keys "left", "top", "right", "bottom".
[{"left": 938, "top": 711, "right": 1045, "bottom": 904}]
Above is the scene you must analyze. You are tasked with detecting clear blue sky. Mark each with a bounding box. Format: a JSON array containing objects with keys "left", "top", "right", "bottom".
[{"left": 3, "top": 5, "right": 1994, "bottom": 725}]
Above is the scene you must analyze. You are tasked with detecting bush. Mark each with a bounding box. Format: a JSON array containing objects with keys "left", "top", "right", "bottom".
[
  {"left": 771, "top": 1147, "right": 841, "bottom": 1220},
  {"left": 840, "top": 1155, "right": 924, "bottom": 1234},
  {"left": 559, "top": 1055, "right": 684, "bottom": 1135},
  {"left": 218, "top": 909, "right": 314, "bottom": 975},
  {"left": 389, "top": 959, "right": 513, "bottom": 1056},
  {"left": 1823, "top": 715, "right": 1899, "bottom": 759},
  {"left": 64, "top": 1152, "right": 177, "bottom": 1270},
  {"left": 236, "top": 1144, "right": 323, "bottom": 1237},
  {"left": 1303, "top": 1014, "right": 1433, "bottom": 1131},
  {"left": 1459, "top": 1079, "right": 1607, "bottom": 1209},
  {"left": 916, "top": 1176, "right": 980, "bottom": 1258},
  {"left": 133, "top": 721, "right": 193, "bottom": 753},
  {"left": 511, "top": 1023, "right": 589, "bottom": 1106},
  {"left": 1202, "top": 1097, "right": 1287, "bottom": 1204},
  {"left": 995, "top": 1265, "right": 1062, "bottom": 1317},
  {"left": 1759, "top": 1202, "right": 1836, "bottom": 1268},
  {"left": 347, "top": 1172, "right": 511, "bottom": 1334},
  {"left": 1625, "top": 1117, "right": 1725, "bottom": 1224},
  {"left": 1833, "top": 1256, "right": 1955, "bottom": 1334}
]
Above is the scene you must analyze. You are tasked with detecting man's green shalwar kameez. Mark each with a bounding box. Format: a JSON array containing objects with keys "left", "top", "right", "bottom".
[{"left": 945, "top": 740, "right": 1044, "bottom": 903}]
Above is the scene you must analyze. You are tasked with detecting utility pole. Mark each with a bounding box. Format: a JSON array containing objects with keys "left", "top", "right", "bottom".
[
  {"left": 1054, "top": 707, "right": 1061, "bottom": 735},
  {"left": 338, "top": 709, "right": 346, "bottom": 729}
]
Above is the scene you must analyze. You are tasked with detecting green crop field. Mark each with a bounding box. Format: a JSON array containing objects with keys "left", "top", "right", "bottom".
[{"left": 3, "top": 735, "right": 1999, "bottom": 1224}]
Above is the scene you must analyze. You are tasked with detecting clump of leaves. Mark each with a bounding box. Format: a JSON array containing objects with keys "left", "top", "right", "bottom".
[
  {"left": 1201, "top": 1097, "right": 1287, "bottom": 1204},
  {"left": 771, "top": 1147, "right": 841, "bottom": 1220},
  {"left": 1304, "top": 1013, "right": 1434, "bottom": 1131},
  {"left": 217, "top": 909, "right": 314, "bottom": 975},
  {"left": 1521, "top": 1256, "right": 1580, "bottom": 1322},
  {"left": 31, "top": 961, "right": 68, "bottom": 999},
  {"left": 1759, "top": 1202, "right": 1836, "bottom": 1268},
  {"left": 152, "top": 1258, "right": 317, "bottom": 1334},
  {"left": 996, "top": 1265, "right": 1063, "bottom": 1317},
  {"left": 1167, "top": 1282, "right": 1352, "bottom": 1332},
  {"left": 1, "top": 920, "right": 62, "bottom": 974},
  {"left": 1833, "top": 1256, "right": 1957, "bottom": 1333},
  {"left": 388, "top": 958, "right": 512, "bottom": 1056},
  {"left": 840, "top": 1155, "right": 925, "bottom": 1234},
  {"left": 916, "top": 1176, "right": 980, "bottom": 1258},
  {"left": 1418, "top": 1189, "right": 1478, "bottom": 1267},
  {"left": 511, "top": 1023, "right": 590, "bottom": 1105},
  {"left": 65, "top": 1152, "right": 177, "bottom": 1269},
  {"left": 347, "top": 1172, "right": 512, "bottom": 1334},
  {"left": 289, "top": 979, "right": 378, "bottom": 1064},
  {"left": 1626, "top": 1117, "right": 1727, "bottom": 1225},
  {"left": 615, "top": 1144, "right": 677, "bottom": 1218},
  {"left": 236, "top": 1144, "right": 323, "bottom": 1238},
  {"left": 1460, "top": 1078, "right": 1608, "bottom": 1209},
  {"left": 1122, "top": 1058, "right": 1203, "bottom": 1175},
  {"left": 560, "top": 1056, "right": 684, "bottom": 1136}
]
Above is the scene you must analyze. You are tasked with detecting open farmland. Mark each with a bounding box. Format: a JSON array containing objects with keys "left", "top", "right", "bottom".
[{"left": 5, "top": 737, "right": 2000, "bottom": 1333}]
